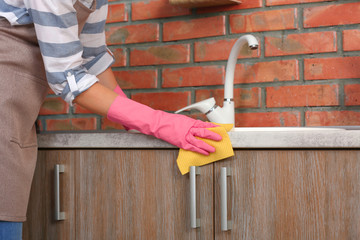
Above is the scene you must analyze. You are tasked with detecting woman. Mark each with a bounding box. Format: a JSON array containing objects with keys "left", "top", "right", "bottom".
[{"left": 0, "top": 0, "right": 221, "bottom": 238}]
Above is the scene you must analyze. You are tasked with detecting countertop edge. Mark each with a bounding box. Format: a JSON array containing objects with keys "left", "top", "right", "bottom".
[{"left": 37, "top": 130, "right": 360, "bottom": 149}]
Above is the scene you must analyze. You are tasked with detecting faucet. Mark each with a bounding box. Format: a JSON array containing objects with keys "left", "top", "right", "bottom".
[{"left": 175, "top": 34, "right": 259, "bottom": 126}]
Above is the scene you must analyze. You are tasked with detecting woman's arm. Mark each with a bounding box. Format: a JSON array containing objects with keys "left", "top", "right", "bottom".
[
  {"left": 97, "top": 68, "right": 118, "bottom": 91},
  {"left": 73, "top": 68, "right": 119, "bottom": 116},
  {"left": 24, "top": 0, "right": 113, "bottom": 104},
  {"left": 73, "top": 81, "right": 117, "bottom": 116},
  {"left": 73, "top": 68, "right": 222, "bottom": 155},
  {"left": 97, "top": 68, "right": 128, "bottom": 98},
  {"left": 73, "top": 66, "right": 132, "bottom": 117}
]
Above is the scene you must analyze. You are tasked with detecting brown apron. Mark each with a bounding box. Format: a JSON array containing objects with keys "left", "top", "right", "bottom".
[{"left": 0, "top": 0, "right": 96, "bottom": 222}]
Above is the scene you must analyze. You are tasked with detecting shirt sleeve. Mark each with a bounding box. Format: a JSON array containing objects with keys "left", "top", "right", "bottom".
[
  {"left": 24, "top": 0, "right": 114, "bottom": 104},
  {"left": 79, "top": 1, "right": 114, "bottom": 77}
]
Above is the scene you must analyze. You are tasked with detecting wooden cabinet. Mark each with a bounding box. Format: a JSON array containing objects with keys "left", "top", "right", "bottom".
[
  {"left": 214, "top": 150, "right": 360, "bottom": 240},
  {"left": 23, "top": 149, "right": 213, "bottom": 240},
  {"left": 75, "top": 150, "right": 213, "bottom": 240},
  {"left": 24, "top": 149, "right": 360, "bottom": 240},
  {"left": 23, "top": 150, "right": 77, "bottom": 240}
]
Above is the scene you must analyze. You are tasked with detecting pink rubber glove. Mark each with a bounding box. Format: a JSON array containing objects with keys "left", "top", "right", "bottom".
[
  {"left": 107, "top": 96, "right": 222, "bottom": 155},
  {"left": 114, "top": 85, "right": 127, "bottom": 98},
  {"left": 114, "top": 85, "right": 132, "bottom": 131}
]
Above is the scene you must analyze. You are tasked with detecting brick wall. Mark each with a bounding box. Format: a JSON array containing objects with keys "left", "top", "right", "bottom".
[{"left": 37, "top": 0, "right": 360, "bottom": 132}]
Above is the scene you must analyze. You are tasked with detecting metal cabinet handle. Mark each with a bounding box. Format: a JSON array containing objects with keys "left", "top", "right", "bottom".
[
  {"left": 54, "top": 164, "right": 66, "bottom": 221},
  {"left": 221, "top": 167, "right": 232, "bottom": 231},
  {"left": 190, "top": 166, "right": 200, "bottom": 228}
]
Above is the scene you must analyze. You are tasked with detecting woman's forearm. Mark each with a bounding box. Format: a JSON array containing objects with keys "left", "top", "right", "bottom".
[
  {"left": 73, "top": 68, "right": 222, "bottom": 156},
  {"left": 73, "top": 82, "right": 117, "bottom": 116},
  {"left": 73, "top": 68, "right": 119, "bottom": 116},
  {"left": 97, "top": 68, "right": 118, "bottom": 91}
]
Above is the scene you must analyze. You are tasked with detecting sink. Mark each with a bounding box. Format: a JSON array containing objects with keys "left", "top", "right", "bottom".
[{"left": 230, "top": 127, "right": 347, "bottom": 132}]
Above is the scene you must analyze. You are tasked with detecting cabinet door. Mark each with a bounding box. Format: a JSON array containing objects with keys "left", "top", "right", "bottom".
[
  {"left": 76, "top": 149, "right": 213, "bottom": 240},
  {"left": 23, "top": 150, "right": 77, "bottom": 240},
  {"left": 214, "top": 150, "right": 360, "bottom": 240}
]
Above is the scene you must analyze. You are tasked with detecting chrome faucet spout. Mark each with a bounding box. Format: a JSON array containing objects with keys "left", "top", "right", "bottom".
[
  {"left": 224, "top": 35, "right": 259, "bottom": 100},
  {"left": 175, "top": 35, "right": 258, "bottom": 126},
  {"left": 217, "top": 34, "right": 259, "bottom": 125}
]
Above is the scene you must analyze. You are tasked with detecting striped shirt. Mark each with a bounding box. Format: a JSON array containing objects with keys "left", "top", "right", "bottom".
[{"left": 0, "top": 0, "right": 114, "bottom": 104}]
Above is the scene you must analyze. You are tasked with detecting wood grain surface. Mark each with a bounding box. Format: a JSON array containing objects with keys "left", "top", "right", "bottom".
[
  {"left": 76, "top": 149, "right": 213, "bottom": 240},
  {"left": 24, "top": 149, "right": 360, "bottom": 240},
  {"left": 23, "top": 150, "right": 77, "bottom": 240},
  {"left": 214, "top": 150, "right": 360, "bottom": 240}
]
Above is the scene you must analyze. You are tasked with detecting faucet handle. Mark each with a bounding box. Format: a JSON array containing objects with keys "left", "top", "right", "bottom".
[{"left": 175, "top": 97, "right": 216, "bottom": 115}]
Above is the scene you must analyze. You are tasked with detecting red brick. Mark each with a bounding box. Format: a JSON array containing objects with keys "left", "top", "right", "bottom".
[
  {"left": 265, "top": 31, "right": 337, "bottom": 57},
  {"left": 163, "top": 16, "right": 225, "bottom": 41},
  {"left": 107, "top": 3, "right": 128, "bottom": 23},
  {"left": 132, "top": 0, "right": 190, "bottom": 21},
  {"left": 195, "top": 88, "right": 261, "bottom": 109},
  {"left": 101, "top": 117, "right": 126, "bottom": 130},
  {"left": 343, "top": 29, "right": 360, "bottom": 52},
  {"left": 306, "top": 111, "right": 360, "bottom": 126},
  {"left": 234, "top": 60, "right": 299, "bottom": 83},
  {"left": 266, "top": 84, "right": 339, "bottom": 107},
  {"left": 113, "top": 70, "right": 157, "bottom": 89},
  {"left": 39, "top": 97, "right": 69, "bottom": 115},
  {"left": 130, "top": 44, "right": 190, "bottom": 66},
  {"left": 194, "top": 38, "right": 260, "bottom": 62},
  {"left": 235, "top": 111, "right": 301, "bottom": 127},
  {"left": 46, "top": 119, "right": 72, "bottom": 131},
  {"left": 344, "top": 84, "right": 360, "bottom": 106},
  {"left": 47, "top": 89, "right": 55, "bottom": 95},
  {"left": 304, "top": 2, "right": 360, "bottom": 28},
  {"left": 230, "top": 8, "right": 297, "bottom": 33},
  {"left": 197, "top": 0, "right": 262, "bottom": 14},
  {"left": 46, "top": 118, "right": 97, "bottom": 131},
  {"left": 162, "top": 65, "right": 224, "bottom": 88},
  {"left": 36, "top": 120, "right": 44, "bottom": 132},
  {"left": 108, "top": 47, "right": 126, "bottom": 67},
  {"left": 131, "top": 92, "right": 191, "bottom": 111},
  {"left": 72, "top": 118, "right": 97, "bottom": 131},
  {"left": 106, "top": 23, "right": 159, "bottom": 45},
  {"left": 304, "top": 56, "right": 360, "bottom": 80},
  {"left": 266, "top": 0, "right": 334, "bottom": 6}
]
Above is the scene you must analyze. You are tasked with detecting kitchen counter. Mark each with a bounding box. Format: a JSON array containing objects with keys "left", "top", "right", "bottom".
[{"left": 37, "top": 127, "right": 360, "bottom": 149}]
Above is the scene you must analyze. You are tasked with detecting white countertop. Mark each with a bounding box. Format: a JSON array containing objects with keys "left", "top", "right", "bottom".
[{"left": 37, "top": 127, "right": 360, "bottom": 149}]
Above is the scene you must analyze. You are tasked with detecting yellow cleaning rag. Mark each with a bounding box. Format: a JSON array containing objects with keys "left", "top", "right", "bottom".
[{"left": 176, "top": 123, "right": 234, "bottom": 175}]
